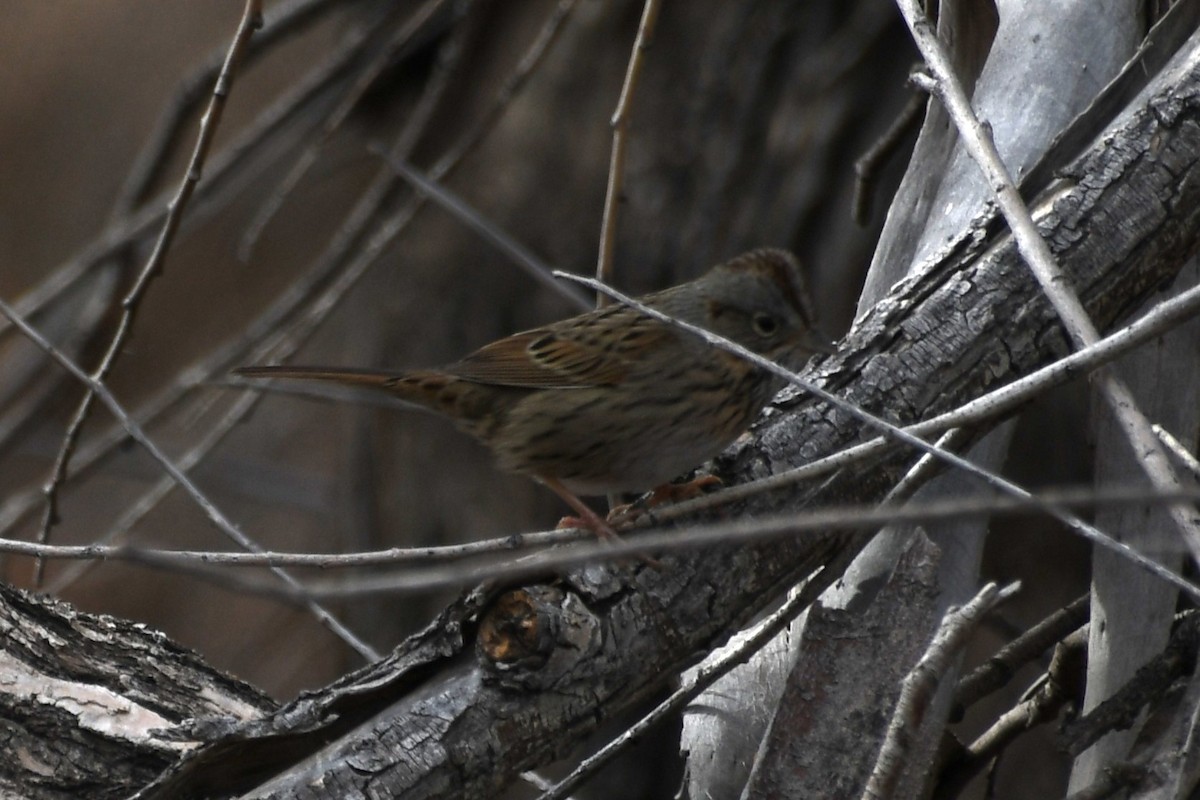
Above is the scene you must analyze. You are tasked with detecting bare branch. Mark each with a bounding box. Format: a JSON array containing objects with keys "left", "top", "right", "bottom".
[
  {"left": 595, "top": 0, "right": 662, "bottom": 305},
  {"left": 0, "top": 0, "right": 579, "bottom": 551},
  {"left": 558, "top": 272, "right": 1199, "bottom": 600},
  {"left": 895, "top": 0, "right": 1200, "bottom": 563},
  {"left": 373, "top": 153, "right": 591, "bottom": 309},
  {"left": 862, "top": 582, "right": 1020, "bottom": 800},
  {"left": 68, "top": 485, "right": 1200, "bottom": 604},
  {"left": 0, "top": 294, "right": 379, "bottom": 662},
  {"left": 938, "top": 626, "right": 1089, "bottom": 797},
  {"left": 113, "top": 0, "right": 344, "bottom": 216},
  {"left": 238, "top": 0, "right": 458, "bottom": 259},
  {"left": 952, "top": 594, "right": 1090, "bottom": 719},
  {"left": 35, "top": 0, "right": 267, "bottom": 574},
  {"left": 1156, "top": 424, "right": 1200, "bottom": 481}
]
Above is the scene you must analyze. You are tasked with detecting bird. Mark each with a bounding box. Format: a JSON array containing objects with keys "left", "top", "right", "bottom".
[{"left": 236, "top": 248, "right": 831, "bottom": 540}]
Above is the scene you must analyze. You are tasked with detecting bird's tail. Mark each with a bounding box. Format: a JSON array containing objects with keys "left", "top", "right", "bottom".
[
  {"left": 235, "top": 365, "right": 400, "bottom": 389},
  {"left": 235, "top": 365, "right": 465, "bottom": 418}
]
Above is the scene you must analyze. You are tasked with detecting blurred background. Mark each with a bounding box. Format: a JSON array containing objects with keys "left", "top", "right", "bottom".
[{"left": 0, "top": 1, "right": 1101, "bottom": 796}]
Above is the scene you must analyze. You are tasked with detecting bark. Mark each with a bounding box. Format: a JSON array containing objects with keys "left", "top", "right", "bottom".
[
  {"left": 1070, "top": 259, "right": 1200, "bottom": 791},
  {"left": 741, "top": 532, "right": 943, "bottom": 798},
  {"left": 5, "top": 19, "right": 1200, "bottom": 796},
  {"left": 0, "top": 582, "right": 272, "bottom": 800},
  {"left": 711, "top": 2, "right": 1139, "bottom": 796}
]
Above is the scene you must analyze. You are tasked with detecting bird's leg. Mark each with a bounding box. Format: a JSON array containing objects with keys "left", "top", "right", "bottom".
[
  {"left": 539, "top": 477, "right": 622, "bottom": 541},
  {"left": 541, "top": 477, "right": 664, "bottom": 569},
  {"left": 646, "top": 474, "right": 724, "bottom": 506},
  {"left": 609, "top": 474, "right": 724, "bottom": 523}
]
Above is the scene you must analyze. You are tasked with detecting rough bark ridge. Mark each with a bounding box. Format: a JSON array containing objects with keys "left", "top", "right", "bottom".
[
  {"left": 50, "top": 29, "right": 1200, "bottom": 798},
  {"left": 7, "top": 14, "right": 1200, "bottom": 800},
  {"left": 0, "top": 582, "right": 272, "bottom": 799}
]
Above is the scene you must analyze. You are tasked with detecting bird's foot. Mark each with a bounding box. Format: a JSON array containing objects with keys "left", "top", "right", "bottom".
[{"left": 609, "top": 474, "right": 724, "bottom": 524}]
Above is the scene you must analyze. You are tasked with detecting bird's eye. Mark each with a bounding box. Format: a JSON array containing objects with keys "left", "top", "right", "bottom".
[{"left": 752, "top": 312, "right": 779, "bottom": 337}]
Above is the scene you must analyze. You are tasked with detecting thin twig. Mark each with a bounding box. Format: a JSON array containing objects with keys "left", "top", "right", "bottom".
[
  {"left": 538, "top": 535, "right": 872, "bottom": 799},
  {"left": 540, "top": 431, "right": 956, "bottom": 799},
  {"left": 121, "top": 0, "right": 580, "bottom": 548},
  {"left": 44, "top": 0, "right": 478, "bottom": 597},
  {"left": 896, "top": 0, "right": 1200, "bottom": 563},
  {"left": 73, "top": 485, "right": 1200, "bottom": 604},
  {"left": 853, "top": 89, "right": 926, "bottom": 225},
  {"left": 372, "top": 153, "right": 592, "bottom": 309},
  {"left": 0, "top": 1, "right": 405, "bottom": 345},
  {"left": 238, "top": 0, "right": 456, "bottom": 259},
  {"left": 0, "top": 483, "right": 1185, "bottom": 571},
  {"left": 0, "top": 295, "right": 380, "bottom": 662},
  {"left": 892, "top": 429, "right": 971, "bottom": 494},
  {"left": 0, "top": 0, "right": 576, "bottom": 547},
  {"left": 937, "top": 626, "right": 1089, "bottom": 798},
  {"left": 33, "top": 0, "right": 265, "bottom": 583},
  {"left": 114, "top": 0, "right": 344, "bottom": 216},
  {"left": 952, "top": 594, "right": 1090, "bottom": 720},
  {"left": 862, "top": 582, "right": 1020, "bottom": 800},
  {"left": 231, "top": 0, "right": 580, "bottom": 381},
  {"left": 43, "top": 388, "right": 265, "bottom": 595},
  {"left": 558, "top": 272, "right": 1200, "bottom": 600},
  {"left": 521, "top": 772, "right": 579, "bottom": 800},
  {"left": 0, "top": 0, "right": 349, "bottom": 398},
  {"left": 1154, "top": 423, "right": 1200, "bottom": 481},
  {"left": 594, "top": 0, "right": 662, "bottom": 307}
]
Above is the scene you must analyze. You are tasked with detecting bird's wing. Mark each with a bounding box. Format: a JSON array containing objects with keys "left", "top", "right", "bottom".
[{"left": 448, "top": 313, "right": 673, "bottom": 389}]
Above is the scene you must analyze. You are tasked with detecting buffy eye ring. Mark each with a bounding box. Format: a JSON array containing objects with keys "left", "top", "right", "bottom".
[{"left": 752, "top": 312, "right": 779, "bottom": 337}]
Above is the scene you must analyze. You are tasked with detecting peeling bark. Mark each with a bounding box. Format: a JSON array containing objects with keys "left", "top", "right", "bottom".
[
  {"left": 8, "top": 15, "right": 1200, "bottom": 800},
  {"left": 0, "top": 583, "right": 272, "bottom": 800}
]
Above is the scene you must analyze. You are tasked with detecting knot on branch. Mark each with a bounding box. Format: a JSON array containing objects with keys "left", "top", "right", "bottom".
[{"left": 478, "top": 586, "right": 602, "bottom": 689}]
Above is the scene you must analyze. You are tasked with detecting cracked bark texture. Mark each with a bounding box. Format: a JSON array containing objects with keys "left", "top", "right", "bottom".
[
  {"left": 6, "top": 2, "right": 1200, "bottom": 799},
  {"left": 688, "top": 2, "right": 1137, "bottom": 792},
  {"left": 0, "top": 582, "right": 272, "bottom": 799},
  {"left": 4, "top": 17, "right": 1200, "bottom": 795}
]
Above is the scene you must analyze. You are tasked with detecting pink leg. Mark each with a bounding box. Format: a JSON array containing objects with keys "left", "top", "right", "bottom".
[
  {"left": 609, "top": 475, "right": 725, "bottom": 525},
  {"left": 539, "top": 477, "right": 663, "bottom": 568},
  {"left": 538, "top": 477, "right": 621, "bottom": 541}
]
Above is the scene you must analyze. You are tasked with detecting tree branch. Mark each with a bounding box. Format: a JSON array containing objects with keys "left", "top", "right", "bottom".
[
  {"left": 9, "top": 12, "right": 1200, "bottom": 800},
  {"left": 125, "top": 28, "right": 1200, "bottom": 797}
]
